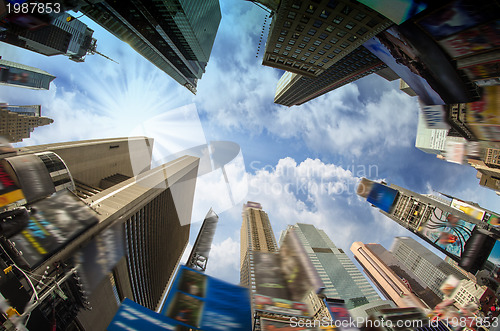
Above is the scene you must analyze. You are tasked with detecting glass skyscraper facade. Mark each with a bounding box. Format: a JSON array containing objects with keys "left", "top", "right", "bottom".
[{"left": 77, "top": 0, "right": 221, "bottom": 93}]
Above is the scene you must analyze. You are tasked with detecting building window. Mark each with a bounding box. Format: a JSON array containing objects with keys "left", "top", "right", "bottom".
[
  {"left": 303, "top": 36, "right": 311, "bottom": 42},
  {"left": 292, "top": 54, "right": 298, "bottom": 58},
  {"left": 289, "top": 39, "right": 296, "bottom": 45},
  {"left": 334, "top": 48, "right": 341, "bottom": 53},
  {"left": 276, "top": 43, "right": 282, "bottom": 48},
  {"left": 313, "top": 20, "right": 323, "bottom": 28},
  {"left": 273, "top": 49, "right": 280, "bottom": 53},
  {"left": 340, "top": 42, "right": 349, "bottom": 48},
  {"left": 322, "top": 58, "right": 329, "bottom": 63},
  {"left": 319, "top": 33, "right": 328, "bottom": 40},
  {"left": 348, "top": 35, "right": 357, "bottom": 42},
  {"left": 308, "top": 46, "right": 316, "bottom": 51},
  {"left": 291, "top": 0, "right": 301, "bottom": 9},
  {"left": 333, "top": 15, "right": 343, "bottom": 24},
  {"left": 300, "top": 15, "right": 310, "bottom": 24},
  {"left": 295, "top": 49, "right": 301, "bottom": 54},
  {"left": 318, "top": 50, "right": 326, "bottom": 55},
  {"left": 367, "top": 19, "right": 378, "bottom": 28},
  {"left": 354, "top": 12, "right": 366, "bottom": 21},
  {"left": 329, "top": 37, "right": 338, "bottom": 44},
  {"left": 308, "top": 28, "right": 317, "bottom": 36},
  {"left": 345, "top": 22, "right": 356, "bottom": 30},
  {"left": 283, "top": 51, "right": 289, "bottom": 56},
  {"left": 309, "top": 60, "right": 316, "bottom": 64},
  {"left": 284, "top": 21, "right": 291, "bottom": 28},
  {"left": 327, "top": 0, "right": 338, "bottom": 9},
  {"left": 325, "top": 25, "right": 334, "bottom": 33},
  {"left": 357, "top": 27, "right": 368, "bottom": 36},
  {"left": 301, "top": 56, "right": 307, "bottom": 61},
  {"left": 313, "top": 40, "right": 322, "bottom": 46},
  {"left": 298, "top": 43, "right": 306, "bottom": 48},
  {"left": 304, "top": 52, "right": 311, "bottom": 57},
  {"left": 341, "top": 5, "right": 352, "bottom": 15},
  {"left": 306, "top": 4, "right": 316, "bottom": 14},
  {"left": 313, "top": 55, "right": 320, "bottom": 60},
  {"left": 278, "top": 37, "right": 285, "bottom": 42},
  {"left": 296, "top": 24, "right": 305, "bottom": 32},
  {"left": 285, "top": 46, "right": 292, "bottom": 51},
  {"left": 336, "top": 30, "right": 346, "bottom": 37},
  {"left": 288, "top": 11, "right": 296, "bottom": 19},
  {"left": 281, "top": 30, "right": 288, "bottom": 36},
  {"left": 318, "top": 62, "right": 324, "bottom": 66},
  {"left": 320, "top": 9, "right": 330, "bottom": 19}
]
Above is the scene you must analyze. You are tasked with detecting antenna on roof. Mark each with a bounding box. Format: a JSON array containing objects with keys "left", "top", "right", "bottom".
[{"left": 87, "top": 39, "right": 119, "bottom": 64}]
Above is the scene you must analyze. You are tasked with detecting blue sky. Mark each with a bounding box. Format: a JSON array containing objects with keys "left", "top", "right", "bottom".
[{"left": 1, "top": 0, "right": 499, "bottom": 286}]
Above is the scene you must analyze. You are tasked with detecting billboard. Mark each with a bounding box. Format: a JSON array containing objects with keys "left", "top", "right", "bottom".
[
  {"left": 253, "top": 251, "right": 289, "bottom": 299},
  {"left": 450, "top": 199, "right": 485, "bottom": 221},
  {"left": 419, "top": 103, "right": 450, "bottom": 129},
  {"left": 2, "top": 155, "right": 55, "bottom": 203},
  {"left": 253, "top": 294, "right": 310, "bottom": 317},
  {"left": 324, "top": 298, "right": 360, "bottom": 331},
  {"left": 366, "top": 182, "right": 399, "bottom": 213},
  {"left": 161, "top": 265, "right": 251, "bottom": 331},
  {"left": 261, "top": 317, "right": 318, "bottom": 330},
  {"left": 459, "top": 228, "right": 496, "bottom": 273},
  {"left": 484, "top": 212, "right": 500, "bottom": 226},
  {"left": 280, "top": 229, "right": 324, "bottom": 302},
  {"left": 108, "top": 298, "right": 184, "bottom": 331},
  {"left": 417, "top": 0, "right": 498, "bottom": 40},
  {"left": 7, "top": 190, "right": 99, "bottom": 268},
  {"left": 0, "top": 162, "right": 24, "bottom": 207},
  {"left": 417, "top": 207, "right": 475, "bottom": 260},
  {"left": 466, "top": 86, "right": 500, "bottom": 141}
]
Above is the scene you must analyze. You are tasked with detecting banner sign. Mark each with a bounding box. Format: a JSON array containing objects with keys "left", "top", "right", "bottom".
[
  {"left": 254, "top": 294, "right": 310, "bottom": 317},
  {"left": 161, "top": 265, "right": 251, "bottom": 331},
  {"left": 417, "top": 207, "right": 475, "bottom": 260},
  {"left": 367, "top": 182, "right": 399, "bottom": 213},
  {"left": 8, "top": 190, "right": 99, "bottom": 268},
  {"left": 0, "top": 163, "right": 24, "bottom": 207}
]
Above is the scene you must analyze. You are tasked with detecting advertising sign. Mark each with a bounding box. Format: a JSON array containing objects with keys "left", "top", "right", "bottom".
[
  {"left": 417, "top": 0, "right": 497, "bottom": 40},
  {"left": 484, "top": 212, "right": 500, "bottom": 226},
  {"left": 161, "top": 265, "right": 251, "bottom": 331},
  {"left": 450, "top": 199, "right": 485, "bottom": 221},
  {"left": 7, "top": 190, "right": 99, "bottom": 268},
  {"left": 443, "top": 140, "right": 466, "bottom": 164},
  {"left": 324, "top": 298, "right": 360, "bottom": 331},
  {"left": 254, "top": 294, "right": 310, "bottom": 317},
  {"left": 2, "top": 155, "right": 55, "bottom": 203},
  {"left": 261, "top": 317, "right": 318, "bottom": 330},
  {"left": 0, "top": 163, "right": 24, "bottom": 207},
  {"left": 420, "top": 103, "right": 450, "bottom": 129},
  {"left": 280, "top": 229, "right": 324, "bottom": 302},
  {"left": 108, "top": 298, "right": 182, "bottom": 331},
  {"left": 253, "top": 251, "right": 289, "bottom": 299},
  {"left": 366, "top": 182, "right": 399, "bottom": 213},
  {"left": 417, "top": 207, "right": 475, "bottom": 260}
]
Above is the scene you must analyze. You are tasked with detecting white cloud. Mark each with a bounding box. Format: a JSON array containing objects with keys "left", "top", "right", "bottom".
[{"left": 205, "top": 236, "right": 241, "bottom": 283}]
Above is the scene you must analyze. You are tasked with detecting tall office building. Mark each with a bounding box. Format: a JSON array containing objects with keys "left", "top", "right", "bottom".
[
  {"left": 357, "top": 178, "right": 498, "bottom": 274},
  {"left": 351, "top": 241, "right": 440, "bottom": 309},
  {"left": 3, "top": 137, "right": 199, "bottom": 330},
  {"left": 76, "top": 0, "right": 221, "bottom": 93},
  {"left": 282, "top": 223, "right": 394, "bottom": 318},
  {"left": 274, "top": 45, "right": 388, "bottom": 106},
  {"left": 0, "top": 58, "right": 55, "bottom": 90},
  {"left": 0, "top": 13, "right": 95, "bottom": 62},
  {"left": 390, "top": 237, "right": 467, "bottom": 298},
  {"left": 0, "top": 105, "right": 53, "bottom": 143},
  {"left": 240, "top": 201, "right": 278, "bottom": 287},
  {"left": 262, "top": 0, "right": 392, "bottom": 78}
]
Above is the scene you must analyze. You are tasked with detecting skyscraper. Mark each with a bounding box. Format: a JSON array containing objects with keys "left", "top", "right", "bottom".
[
  {"left": 351, "top": 241, "right": 439, "bottom": 309},
  {"left": 274, "top": 45, "right": 388, "bottom": 106},
  {"left": 76, "top": 0, "right": 221, "bottom": 93},
  {"left": 240, "top": 201, "right": 278, "bottom": 287},
  {"left": 0, "top": 13, "right": 95, "bottom": 62},
  {"left": 3, "top": 137, "right": 199, "bottom": 330},
  {"left": 262, "top": 0, "right": 392, "bottom": 78},
  {"left": 390, "top": 237, "right": 468, "bottom": 299},
  {"left": 0, "top": 105, "right": 53, "bottom": 143},
  {"left": 282, "top": 223, "right": 394, "bottom": 318},
  {"left": 357, "top": 178, "right": 499, "bottom": 273},
  {"left": 0, "top": 58, "right": 55, "bottom": 90}
]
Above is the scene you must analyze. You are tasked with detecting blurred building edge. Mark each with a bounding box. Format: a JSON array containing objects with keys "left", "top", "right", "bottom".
[
  {"left": 1, "top": 137, "right": 199, "bottom": 330},
  {"left": 0, "top": 104, "right": 53, "bottom": 144}
]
